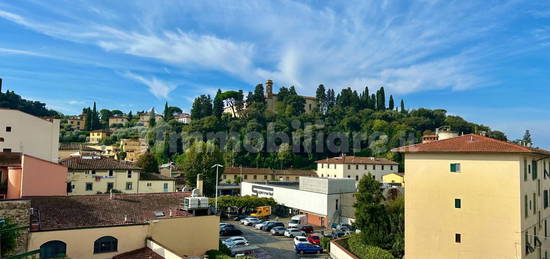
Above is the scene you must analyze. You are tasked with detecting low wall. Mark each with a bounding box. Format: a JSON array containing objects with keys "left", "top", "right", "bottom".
[
  {"left": 0, "top": 199, "right": 30, "bottom": 256},
  {"left": 330, "top": 239, "right": 359, "bottom": 259},
  {"left": 147, "top": 239, "right": 182, "bottom": 259}
]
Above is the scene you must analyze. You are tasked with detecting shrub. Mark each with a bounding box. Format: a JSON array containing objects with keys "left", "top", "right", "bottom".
[
  {"left": 320, "top": 237, "right": 331, "bottom": 252},
  {"left": 347, "top": 234, "right": 394, "bottom": 259}
]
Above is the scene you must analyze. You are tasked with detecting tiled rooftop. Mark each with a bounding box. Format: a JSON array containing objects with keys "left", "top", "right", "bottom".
[
  {"left": 224, "top": 167, "right": 317, "bottom": 176},
  {"left": 391, "top": 134, "right": 550, "bottom": 155},
  {"left": 113, "top": 247, "right": 164, "bottom": 259},
  {"left": 315, "top": 156, "right": 399, "bottom": 165},
  {"left": 59, "top": 143, "right": 98, "bottom": 151},
  {"left": 30, "top": 192, "right": 191, "bottom": 230},
  {"left": 59, "top": 155, "right": 141, "bottom": 170}
]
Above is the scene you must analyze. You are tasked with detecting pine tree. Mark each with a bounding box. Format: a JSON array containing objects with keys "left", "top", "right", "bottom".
[
  {"left": 523, "top": 130, "right": 533, "bottom": 146},
  {"left": 388, "top": 95, "right": 395, "bottom": 110},
  {"left": 213, "top": 89, "right": 224, "bottom": 118}
]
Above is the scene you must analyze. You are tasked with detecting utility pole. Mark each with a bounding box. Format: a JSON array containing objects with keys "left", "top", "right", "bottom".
[{"left": 211, "top": 164, "right": 223, "bottom": 214}]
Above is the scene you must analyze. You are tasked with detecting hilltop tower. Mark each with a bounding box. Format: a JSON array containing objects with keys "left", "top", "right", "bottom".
[{"left": 265, "top": 79, "right": 273, "bottom": 98}]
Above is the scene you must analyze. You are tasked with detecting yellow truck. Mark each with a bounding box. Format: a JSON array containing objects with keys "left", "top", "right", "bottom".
[{"left": 250, "top": 206, "right": 271, "bottom": 218}]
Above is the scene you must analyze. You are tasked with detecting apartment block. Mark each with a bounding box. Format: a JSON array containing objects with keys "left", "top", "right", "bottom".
[
  {"left": 0, "top": 108, "right": 60, "bottom": 162},
  {"left": 392, "top": 134, "right": 550, "bottom": 259},
  {"left": 316, "top": 155, "right": 398, "bottom": 182}
]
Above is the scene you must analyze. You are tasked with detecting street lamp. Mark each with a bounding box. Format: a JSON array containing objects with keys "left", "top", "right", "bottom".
[{"left": 211, "top": 164, "right": 223, "bottom": 214}]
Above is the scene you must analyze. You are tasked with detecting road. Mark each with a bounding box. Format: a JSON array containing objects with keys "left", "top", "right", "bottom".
[{"left": 222, "top": 221, "right": 330, "bottom": 259}]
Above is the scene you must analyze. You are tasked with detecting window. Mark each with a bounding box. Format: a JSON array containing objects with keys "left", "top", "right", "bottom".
[
  {"left": 0, "top": 137, "right": 4, "bottom": 142},
  {"left": 244, "top": 175, "right": 248, "bottom": 180},
  {"left": 94, "top": 236, "right": 118, "bottom": 254},
  {"left": 163, "top": 183, "right": 169, "bottom": 192},
  {"left": 126, "top": 182, "right": 133, "bottom": 190},
  {"left": 534, "top": 193, "right": 537, "bottom": 214},
  {"left": 127, "top": 170, "right": 132, "bottom": 178},
  {"left": 336, "top": 199, "right": 339, "bottom": 210},
  {"left": 382, "top": 165, "right": 385, "bottom": 170},
  {"left": 347, "top": 165, "right": 351, "bottom": 170},
  {"left": 6, "top": 126, "right": 11, "bottom": 132},
  {"left": 523, "top": 159, "right": 527, "bottom": 181},
  {"left": 455, "top": 199, "right": 461, "bottom": 208},
  {"left": 223, "top": 175, "right": 227, "bottom": 179},
  {"left": 356, "top": 175, "right": 359, "bottom": 181},
  {"left": 3, "top": 148, "right": 11, "bottom": 152},
  {"left": 356, "top": 164, "right": 359, "bottom": 170},
  {"left": 450, "top": 163, "right": 461, "bottom": 173},
  {"left": 533, "top": 161, "right": 538, "bottom": 180},
  {"left": 147, "top": 183, "right": 152, "bottom": 187},
  {"left": 455, "top": 233, "right": 461, "bottom": 243},
  {"left": 253, "top": 175, "right": 257, "bottom": 180},
  {"left": 544, "top": 190, "right": 549, "bottom": 209},
  {"left": 66, "top": 182, "right": 72, "bottom": 193},
  {"left": 264, "top": 175, "right": 268, "bottom": 180},
  {"left": 91, "top": 170, "right": 96, "bottom": 175},
  {"left": 86, "top": 183, "right": 93, "bottom": 191},
  {"left": 107, "top": 182, "right": 114, "bottom": 192},
  {"left": 347, "top": 175, "right": 350, "bottom": 178},
  {"left": 373, "top": 165, "right": 376, "bottom": 170},
  {"left": 321, "top": 164, "right": 324, "bottom": 169},
  {"left": 523, "top": 195, "right": 529, "bottom": 218},
  {"left": 364, "top": 165, "right": 367, "bottom": 170},
  {"left": 108, "top": 170, "right": 113, "bottom": 177},
  {"left": 40, "top": 240, "right": 66, "bottom": 258},
  {"left": 546, "top": 220, "right": 548, "bottom": 237},
  {"left": 390, "top": 165, "right": 393, "bottom": 171}
]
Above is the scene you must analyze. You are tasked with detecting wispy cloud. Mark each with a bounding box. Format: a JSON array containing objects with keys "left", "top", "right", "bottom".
[{"left": 122, "top": 72, "right": 176, "bottom": 99}]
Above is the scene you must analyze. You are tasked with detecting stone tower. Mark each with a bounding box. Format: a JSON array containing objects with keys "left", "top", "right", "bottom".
[{"left": 265, "top": 79, "right": 273, "bottom": 98}]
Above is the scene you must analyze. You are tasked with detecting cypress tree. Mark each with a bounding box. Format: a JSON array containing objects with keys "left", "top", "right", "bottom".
[
  {"left": 370, "top": 94, "right": 376, "bottom": 110},
  {"left": 389, "top": 95, "right": 395, "bottom": 110},
  {"left": 315, "top": 84, "right": 327, "bottom": 113},
  {"left": 400, "top": 99, "right": 406, "bottom": 113},
  {"left": 91, "top": 102, "right": 100, "bottom": 130},
  {"left": 376, "top": 87, "right": 386, "bottom": 110},
  {"left": 213, "top": 89, "right": 224, "bottom": 118}
]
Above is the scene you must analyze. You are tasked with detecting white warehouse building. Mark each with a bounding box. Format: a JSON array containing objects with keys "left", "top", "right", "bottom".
[{"left": 241, "top": 177, "right": 356, "bottom": 227}]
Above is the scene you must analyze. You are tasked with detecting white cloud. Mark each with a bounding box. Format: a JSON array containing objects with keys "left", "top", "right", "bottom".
[{"left": 122, "top": 72, "right": 176, "bottom": 99}]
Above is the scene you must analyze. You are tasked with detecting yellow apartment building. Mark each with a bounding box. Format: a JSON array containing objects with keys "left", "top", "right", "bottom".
[
  {"left": 316, "top": 155, "right": 398, "bottom": 182},
  {"left": 88, "top": 130, "right": 111, "bottom": 144},
  {"left": 382, "top": 172, "right": 404, "bottom": 185},
  {"left": 119, "top": 138, "right": 148, "bottom": 162},
  {"left": 221, "top": 167, "right": 317, "bottom": 183},
  {"left": 108, "top": 116, "right": 128, "bottom": 128},
  {"left": 60, "top": 155, "right": 174, "bottom": 195},
  {"left": 67, "top": 117, "right": 85, "bottom": 130},
  {"left": 392, "top": 134, "right": 550, "bottom": 259}
]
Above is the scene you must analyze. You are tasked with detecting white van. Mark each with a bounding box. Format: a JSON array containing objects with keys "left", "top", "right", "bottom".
[{"left": 288, "top": 214, "right": 307, "bottom": 228}]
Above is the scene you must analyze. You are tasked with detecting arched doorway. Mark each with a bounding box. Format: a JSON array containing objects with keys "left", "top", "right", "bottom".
[{"left": 40, "top": 240, "right": 66, "bottom": 259}]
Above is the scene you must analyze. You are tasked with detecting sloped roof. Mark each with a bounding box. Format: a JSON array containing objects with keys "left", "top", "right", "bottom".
[
  {"left": 391, "top": 134, "right": 550, "bottom": 155},
  {"left": 224, "top": 167, "right": 316, "bottom": 176},
  {"left": 315, "top": 156, "right": 398, "bottom": 165},
  {"left": 114, "top": 247, "right": 164, "bottom": 259},
  {"left": 30, "top": 192, "right": 191, "bottom": 230},
  {"left": 59, "top": 156, "right": 141, "bottom": 170},
  {"left": 59, "top": 143, "right": 97, "bottom": 151}
]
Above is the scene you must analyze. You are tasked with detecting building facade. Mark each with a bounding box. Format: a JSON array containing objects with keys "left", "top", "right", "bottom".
[
  {"left": 0, "top": 108, "right": 60, "bottom": 162},
  {"left": 316, "top": 155, "right": 398, "bottom": 182},
  {"left": 26, "top": 193, "right": 218, "bottom": 258},
  {"left": 108, "top": 116, "right": 128, "bottom": 128},
  {"left": 241, "top": 177, "right": 356, "bottom": 227},
  {"left": 89, "top": 130, "right": 111, "bottom": 144},
  {"left": 119, "top": 138, "right": 148, "bottom": 162},
  {"left": 221, "top": 167, "right": 317, "bottom": 184},
  {"left": 392, "top": 134, "right": 550, "bottom": 259},
  {"left": 67, "top": 116, "right": 85, "bottom": 130}
]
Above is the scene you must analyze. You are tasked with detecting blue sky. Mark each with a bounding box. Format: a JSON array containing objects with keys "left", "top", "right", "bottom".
[{"left": 0, "top": 1, "right": 549, "bottom": 148}]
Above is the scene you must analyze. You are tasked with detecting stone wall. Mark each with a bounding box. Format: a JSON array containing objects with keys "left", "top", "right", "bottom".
[{"left": 0, "top": 199, "right": 30, "bottom": 256}]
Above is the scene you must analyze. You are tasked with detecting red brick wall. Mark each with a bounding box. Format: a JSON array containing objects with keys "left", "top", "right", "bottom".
[{"left": 303, "top": 211, "right": 328, "bottom": 227}]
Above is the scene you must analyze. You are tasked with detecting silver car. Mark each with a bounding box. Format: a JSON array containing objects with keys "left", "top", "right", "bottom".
[{"left": 270, "top": 226, "right": 286, "bottom": 236}]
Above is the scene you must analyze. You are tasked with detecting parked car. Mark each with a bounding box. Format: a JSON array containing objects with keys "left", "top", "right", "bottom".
[
  {"left": 284, "top": 228, "right": 306, "bottom": 238},
  {"left": 270, "top": 226, "right": 286, "bottom": 236},
  {"left": 241, "top": 217, "right": 259, "bottom": 225},
  {"left": 225, "top": 239, "right": 249, "bottom": 249},
  {"left": 254, "top": 220, "right": 272, "bottom": 229},
  {"left": 307, "top": 234, "right": 321, "bottom": 245},
  {"left": 249, "top": 219, "right": 264, "bottom": 227},
  {"left": 220, "top": 223, "right": 230, "bottom": 228},
  {"left": 220, "top": 225, "right": 242, "bottom": 236},
  {"left": 293, "top": 236, "right": 309, "bottom": 246},
  {"left": 222, "top": 236, "right": 248, "bottom": 246},
  {"left": 233, "top": 215, "right": 249, "bottom": 221},
  {"left": 241, "top": 216, "right": 258, "bottom": 225},
  {"left": 262, "top": 221, "right": 284, "bottom": 231},
  {"left": 298, "top": 225, "right": 314, "bottom": 234},
  {"left": 295, "top": 243, "right": 323, "bottom": 255}
]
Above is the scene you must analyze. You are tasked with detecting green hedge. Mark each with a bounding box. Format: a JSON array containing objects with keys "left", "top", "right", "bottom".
[{"left": 346, "top": 234, "right": 394, "bottom": 259}]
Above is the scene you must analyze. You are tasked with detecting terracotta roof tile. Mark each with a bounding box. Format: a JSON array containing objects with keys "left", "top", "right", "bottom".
[
  {"left": 315, "top": 156, "right": 398, "bottom": 165},
  {"left": 59, "top": 156, "right": 141, "bottom": 170},
  {"left": 391, "top": 134, "right": 550, "bottom": 155},
  {"left": 30, "top": 192, "right": 192, "bottom": 230}
]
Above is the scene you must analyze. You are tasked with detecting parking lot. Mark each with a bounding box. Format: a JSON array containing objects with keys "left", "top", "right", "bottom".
[{"left": 221, "top": 220, "right": 331, "bottom": 259}]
